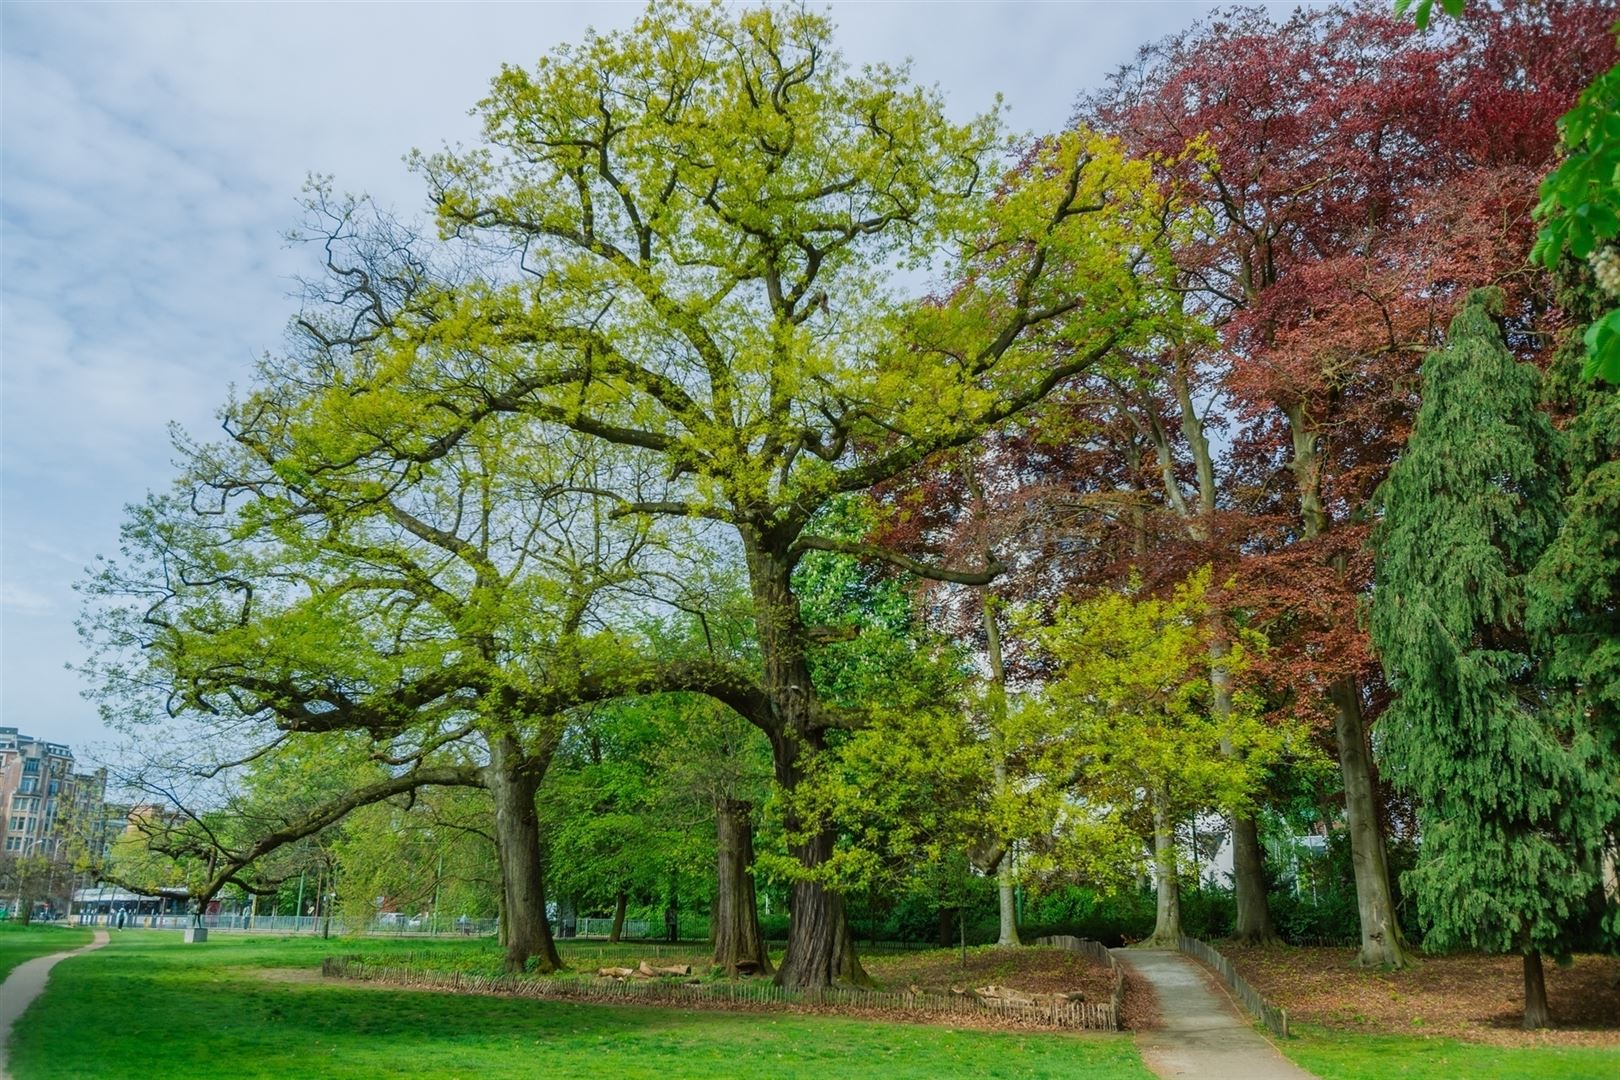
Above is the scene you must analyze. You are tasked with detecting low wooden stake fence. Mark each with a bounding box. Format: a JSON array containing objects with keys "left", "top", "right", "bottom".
[
  {"left": 321, "top": 944, "right": 1120, "bottom": 1031},
  {"left": 1033, "top": 934, "right": 1126, "bottom": 1021},
  {"left": 1175, "top": 935, "right": 1289, "bottom": 1038}
]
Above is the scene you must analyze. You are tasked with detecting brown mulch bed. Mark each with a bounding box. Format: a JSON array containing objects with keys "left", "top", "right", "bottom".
[
  {"left": 1222, "top": 944, "right": 1620, "bottom": 1047},
  {"left": 862, "top": 945, "right": 1115, "bottom": 1005},
  {"left": 302, "top": 944, "right": 1131, "bottom": 1035}
]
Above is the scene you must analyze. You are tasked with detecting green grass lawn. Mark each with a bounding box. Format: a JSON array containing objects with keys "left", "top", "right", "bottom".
[
  {"left": 0, "top": 922, "right": 91, "bottom": 980},
  {"left": 7, "top": 932, "right": 1152, "bottom": 1079},
  {"left": 1280, "top": 1024, "right": 1620, "bottom": 1080}
]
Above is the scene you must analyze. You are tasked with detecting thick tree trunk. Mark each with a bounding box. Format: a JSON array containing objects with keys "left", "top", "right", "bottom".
[
  {"left": 1148, "top": 788, "right": 1183, "bottom": 946},
  {"left": 1330, "top": 678, "right": 1407, "bottom": 968},
  {"left": 487, "top": 734, "right": 561, "bottom": 975},
  {"left": 746, "top": 540, "right": 870, "bottom": 990},
  {"left": 1523, "top": 949, "right": 1551, "bottom": 1029},
  {"left": 1230, "top": 812, "right": 1280, "bottom": 944},
  {"left": 609, "top": 890, "right": 627, "bottom": 943},
  {"left": 713, "top": 797, "right": 773, "bottom": 975}
]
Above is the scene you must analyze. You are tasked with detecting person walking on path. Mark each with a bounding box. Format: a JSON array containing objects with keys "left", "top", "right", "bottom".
[
  {"left": 0, "top": 929, "right": 110, "bottom": 1079},
  {"left": 1112, "top": 948, "right": 1316, "bottom": 1080}
]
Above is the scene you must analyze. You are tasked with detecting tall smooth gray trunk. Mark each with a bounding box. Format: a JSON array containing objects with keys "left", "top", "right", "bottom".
[
  {"left": 1148, "top": 787, "right": 1182, "bottom": 946},
  {"left": 1289, "top": 405, "right": 1406, "bottom": 968},
  {"left": 1329, "top": 678, "right": 1407, "bottom": 968},
  {"left": 982, "top": 585, "right": 1020, "bottom": 948}
]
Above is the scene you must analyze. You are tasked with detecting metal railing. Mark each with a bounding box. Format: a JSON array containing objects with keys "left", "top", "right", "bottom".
[
  {"left": 1176, "top": 934, "right": 1289, "bottom": 1038},
  {"left": 73, "top": 912, "right": 501, "bottom": 937}
]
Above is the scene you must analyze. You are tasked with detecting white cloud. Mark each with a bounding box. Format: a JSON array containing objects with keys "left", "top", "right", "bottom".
[
  {"left": 1, "top": 0, "right": 1230, "bottom": 753},
  {"left": 0, "top": 582, "right": 54, "bottom": 616}
]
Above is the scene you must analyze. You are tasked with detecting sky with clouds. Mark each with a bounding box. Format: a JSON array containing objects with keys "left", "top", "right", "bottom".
[{"left": 1, "top": 0, "right": 1250, "bottom": 763}]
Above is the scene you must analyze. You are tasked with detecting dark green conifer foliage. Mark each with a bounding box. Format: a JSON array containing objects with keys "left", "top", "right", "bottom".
[
  {"left": 1371, "top": 289, "right": 1611, "bottom": 1029},
  {"left": 1527, "top": 267, "right": 1620, "bottom": 945}
]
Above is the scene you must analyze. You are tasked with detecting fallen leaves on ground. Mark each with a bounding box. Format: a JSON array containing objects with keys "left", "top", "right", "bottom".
[{"left": 1221, "top": 945, "right": 1620, "bottom": 1047}]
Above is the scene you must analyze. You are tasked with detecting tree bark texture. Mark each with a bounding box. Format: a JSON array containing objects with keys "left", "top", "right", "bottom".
[
  {"left": 982, "top": 586, "right": 1021, "bottom": 949},
  {"left": 1230, "top": 812, "right": 1279, "bottom": 944},
  {"left": 1522, "top": 949, "right": 1551, "bottom": 1029},
  {"left": 609, "top": 890, "right": 627, "bottom": 944},
  {"left": 1149, "top": 788, "right": 1183, "bottom": 946},
  {"left": 486, "top": 734, "right": 561, "bottom": 974},
  {"left": 713, "top": 797, "right": 773, "bottom": 975},
  {"left": 1289, "top": 408, "right": 1406, "bottom": 968},
  {"left": 747, "top": 541, "right": 871, "bottom": 989},
  {"left": 1330, "top": 678, "right": 1408, "bottom": 968}
]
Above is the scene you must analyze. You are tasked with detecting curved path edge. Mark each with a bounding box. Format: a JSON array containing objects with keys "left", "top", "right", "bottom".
[
  {"left": 1112, "top": 947, "right": 1316, "bottom": 1080},
  {"left": 0, "top": 929, "right": 111, "bottom": 1079}
]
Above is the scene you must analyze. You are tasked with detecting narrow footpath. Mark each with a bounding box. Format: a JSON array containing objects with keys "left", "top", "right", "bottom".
[
  {"left": 0, "top": 929, "right": 110, "bottom": 1080},
  {"left": 1112, "top": 948, "right": 1315, "bottom": 1080}
]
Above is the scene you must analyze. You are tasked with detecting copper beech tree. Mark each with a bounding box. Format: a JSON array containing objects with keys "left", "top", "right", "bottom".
[{"left": 1070, "top": 0, "right": 1618, "bottom": 966}]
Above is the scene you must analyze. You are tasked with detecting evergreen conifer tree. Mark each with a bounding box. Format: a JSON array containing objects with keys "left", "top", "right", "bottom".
[
  {"left": 1528, "top": 267, "right": 1620, "bottom": 948},
  {"left": 1372, "top": 288, "right": 1611, "bottom": 1028}
]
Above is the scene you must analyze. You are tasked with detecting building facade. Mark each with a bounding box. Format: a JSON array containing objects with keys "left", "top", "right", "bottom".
[{"left": 0, "top": 726, "right": 107, "bottom": 859}]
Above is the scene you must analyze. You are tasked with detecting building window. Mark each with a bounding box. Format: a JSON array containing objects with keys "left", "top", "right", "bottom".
[
  {"left": 18, "top": 778, "right": 37, "bottom": 795},
  {"left": 22, "top": 759, "right": 40, "bottom": 775}
]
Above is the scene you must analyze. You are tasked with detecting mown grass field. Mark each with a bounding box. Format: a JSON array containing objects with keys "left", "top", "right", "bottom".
[
  {"left": 9, "top": 929, "right": 1618, "bottom": 1079},
  {"left": 0, "top": 923, "right": 90, "bottom": 980},
  {"left": 1280, "top": 1026, "right": 1620, "bottom": 1080},
  {"left": 6, "top": 932, "right": 1151, "bottom": 1080}
]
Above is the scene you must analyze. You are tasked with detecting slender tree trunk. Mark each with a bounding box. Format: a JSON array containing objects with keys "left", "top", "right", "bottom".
[
  {"left": 979, "top": 584, "right": 1022, "bottom": 949},
  {"left": 1329, "top": 678, "right": 1407, "bottom": 968},
  {"left": 746, "top": 540, "right": 870, "bottom": 990},
  {"left": 713, "top": 797, "right": 773, "bottom": 975},
  {"left": 1523, "top": 949, "right": 1551, "bottom": 1029},
  {"left": 1287, "top": 405, "right": 1406, "bottom": 968},
  {"left": 486, "top": 733, "right": 561, "bottom": 975},
  {"left": 609, "top": 890, "right": 627, "bottom": 943},
  {"left": 1208, "top": 627, "right": 1280, "bottom": 945},
  {"left": 1148, "top": 787, "right": 1183, "bottom": 946}
]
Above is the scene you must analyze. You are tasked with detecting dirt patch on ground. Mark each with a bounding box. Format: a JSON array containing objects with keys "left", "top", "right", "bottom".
[
  {"left": 250, "top": 967, "right": 329, "bottom": 985},
  {"left": 863, "top": 945, "right": 1114, "bottom": 1004},
  {"left": 1222, "top": 945, "right": 1620, "bottom": 1047}
]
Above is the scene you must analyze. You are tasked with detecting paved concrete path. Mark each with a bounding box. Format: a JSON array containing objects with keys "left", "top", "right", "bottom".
[
  {"left": 0, "top": 929, "right": 110, "bottom": 1079},
  {"left": 1113, "top": 948, "right": 1315, "bottom": 1080}
]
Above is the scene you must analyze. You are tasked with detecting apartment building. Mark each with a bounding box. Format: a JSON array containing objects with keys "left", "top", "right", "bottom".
[{"left": 0, "top": 726, "right": 107, "bottom": 858}]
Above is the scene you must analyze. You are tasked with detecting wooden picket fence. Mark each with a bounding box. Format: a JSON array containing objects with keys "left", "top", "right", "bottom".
[
  {"left": 321, "top": 943, "right": 1120, "bottom": 1030},
  {"left": 1176, "top": 934, "right": 1289, "bottom": 1038},
  {"left": 1033, "top": 934, "right": 1126, "bottom": 1020}
]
